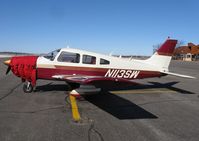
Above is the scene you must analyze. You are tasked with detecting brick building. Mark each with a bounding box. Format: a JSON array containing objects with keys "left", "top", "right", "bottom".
[{"left": 173, "top": 43, "right": 199, "bottom": 61}]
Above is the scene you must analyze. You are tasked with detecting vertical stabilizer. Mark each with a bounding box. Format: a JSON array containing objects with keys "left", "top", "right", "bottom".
[{"left": 145, "top": 39, "right": 178, "bottom": 72}]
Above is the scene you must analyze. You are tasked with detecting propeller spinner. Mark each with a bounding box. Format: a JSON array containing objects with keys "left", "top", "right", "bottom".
[{"left": 4, "top": 59, "right": 11, "bottom": 75}]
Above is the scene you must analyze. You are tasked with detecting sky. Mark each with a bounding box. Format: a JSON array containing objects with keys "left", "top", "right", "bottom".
[{"left": 0, "top": 0, "right": 199, "bottom": 55}]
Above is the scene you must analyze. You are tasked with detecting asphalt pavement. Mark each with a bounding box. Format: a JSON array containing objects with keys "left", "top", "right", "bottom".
[{"left": 0, "top": 58, "right": 199, "bottom": 141}]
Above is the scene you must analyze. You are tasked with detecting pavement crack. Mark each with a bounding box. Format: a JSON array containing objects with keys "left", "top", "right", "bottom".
[
  {"left": 65, "top": 94, "right": 71, "bottom": 105},
  {"left": 88, "top": 120, "right": 104, "bottom": 141},
  {"left": 0, "top": 82, "right": 22, "bottom": 101}
]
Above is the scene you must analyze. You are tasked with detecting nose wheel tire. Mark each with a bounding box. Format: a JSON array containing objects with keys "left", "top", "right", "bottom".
[{"left": 23, "top": 82, "right": 33, "bottom": 93}]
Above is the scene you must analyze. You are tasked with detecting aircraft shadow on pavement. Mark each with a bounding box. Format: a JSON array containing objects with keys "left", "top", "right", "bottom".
[
  {"left": 100, "top": 81, "right": 195, "bottom": 94},
  {"left": 148, "top": 81, "right": 194, "bottom": 94},
  {"left": 34, "top": 83, "right": 69, "bottom": 92},
  {"left": 82, "top": 81, "right": 194, "bottom": 119},
  {"left": 34, "top": 82, "right": 158, "bottom": 120},
  {"left": 83, "top": 92, "right": 158, "bottom": 120},
  {"left": 34, "top": 81, "right": 194, "bottom": 94},
  {"left": 130, "top": 81, "right": 195, "bottom": 94},
  {"left": 34, "top": 81, "right": 194, "bottom": 120}
]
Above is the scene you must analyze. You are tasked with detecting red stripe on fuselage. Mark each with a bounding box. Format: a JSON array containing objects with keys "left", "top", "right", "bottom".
[{"left": 37, "top": 66, "right": 162, "bottom": 80}]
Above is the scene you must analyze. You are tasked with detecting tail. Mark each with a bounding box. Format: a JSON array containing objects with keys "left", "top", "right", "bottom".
[
  {"left": 144, "top": 39, "right": 195, "bottom": 79},
  {"left": 145, "top": 39, "right": 177, "bottom": 72}
]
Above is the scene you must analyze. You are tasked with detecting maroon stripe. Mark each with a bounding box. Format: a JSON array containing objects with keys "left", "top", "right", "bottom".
[
  {"left": 37, "top": 68, "right": 162, "bottom": 80},
  {"left": 37, "top": 68, "right": 105, "bottom": 79}
]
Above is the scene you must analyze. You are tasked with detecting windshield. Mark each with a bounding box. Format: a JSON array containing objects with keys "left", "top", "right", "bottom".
[{"left": 43, "top": 49, "right": 61, "bottom": 61}]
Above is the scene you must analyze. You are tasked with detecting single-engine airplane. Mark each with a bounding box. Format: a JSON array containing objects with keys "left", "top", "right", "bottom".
[{"left": 3, "top": 38, "right": 195, "bottom": 94}]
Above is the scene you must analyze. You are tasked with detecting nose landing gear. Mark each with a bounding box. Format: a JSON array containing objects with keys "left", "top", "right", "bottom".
[{"left": 23, "top": 82, "right": 34, "bottom": 93}]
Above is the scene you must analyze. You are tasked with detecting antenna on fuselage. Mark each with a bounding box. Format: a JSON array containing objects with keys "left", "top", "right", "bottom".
[{"left": 65, "top": 40, "right": 70, "bottom": 48}]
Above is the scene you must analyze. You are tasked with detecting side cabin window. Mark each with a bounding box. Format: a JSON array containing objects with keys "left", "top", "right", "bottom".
[
  {"left": 57, "top": 51, "right": 80, "bottom": 63},
  {"left": 83, "top": 55, "right": 96, "bottom": 64},
  {"left": 100, "top": 58, "right": 110, "bottom": 65}
]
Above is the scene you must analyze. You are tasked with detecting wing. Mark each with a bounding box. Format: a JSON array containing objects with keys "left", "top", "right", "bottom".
[{"left": 52, "top": 75, "right": 140, "bottom": 85}]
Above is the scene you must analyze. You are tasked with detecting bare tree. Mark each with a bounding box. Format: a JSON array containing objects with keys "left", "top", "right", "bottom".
[
  {"left": 153, "top": 43, "right": 161, "bottom": 53},
  {"left": 176, "top": 40, "right": 185, "bottom": 48}
]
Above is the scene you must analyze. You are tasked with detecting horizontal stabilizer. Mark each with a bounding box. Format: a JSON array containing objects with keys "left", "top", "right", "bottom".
[{"left": 161, "top": 71, "right": 196, "bottom": 79}]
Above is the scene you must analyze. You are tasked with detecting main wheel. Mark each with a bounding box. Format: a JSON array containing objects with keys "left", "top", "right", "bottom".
[{"left": 23, "top": 82, "right": 33, "bottom": 93}]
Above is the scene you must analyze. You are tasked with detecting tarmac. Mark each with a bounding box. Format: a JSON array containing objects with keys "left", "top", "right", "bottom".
[{"left": 0, "top": 58, "right": 199, "bottom": 141}]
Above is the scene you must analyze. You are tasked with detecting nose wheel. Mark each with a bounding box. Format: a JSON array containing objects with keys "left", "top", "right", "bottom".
[{"left": 23, "top": 82, "right": 33, "bottom": 93}]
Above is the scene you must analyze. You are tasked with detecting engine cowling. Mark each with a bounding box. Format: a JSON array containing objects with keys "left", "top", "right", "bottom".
[{"left": 10, "top": 56, "right": 38, "bottom": 86}]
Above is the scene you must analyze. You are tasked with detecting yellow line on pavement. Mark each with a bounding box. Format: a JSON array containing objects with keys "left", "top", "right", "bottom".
[{"left": 69, "top": 95, "right": 81, "bottom": 122}]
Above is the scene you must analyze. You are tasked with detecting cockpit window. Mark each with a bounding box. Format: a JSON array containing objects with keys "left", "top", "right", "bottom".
[
  {"left": 57, "top": 51, "right": 80, "bottom": 63},
  {"left": 82, "top": 55, "right": 96, "bottom": 64},
  {"left": 43, "top": 49, "right": 60, "bottom": 61},
  {"left": 100, "top": 58, "right": 110, "bottom": 65}
]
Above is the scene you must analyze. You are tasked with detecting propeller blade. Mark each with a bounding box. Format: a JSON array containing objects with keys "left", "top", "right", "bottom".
[{"left": 6, "top": 66, "right": 11, "bottom": 75}]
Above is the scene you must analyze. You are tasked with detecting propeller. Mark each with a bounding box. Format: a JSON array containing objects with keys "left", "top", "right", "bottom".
[
  {"left": 6, "top": 66, "right": 11, "bottom": 75},
  {"left": 4, "top": 60, "right": 11, "bottom": 75}
]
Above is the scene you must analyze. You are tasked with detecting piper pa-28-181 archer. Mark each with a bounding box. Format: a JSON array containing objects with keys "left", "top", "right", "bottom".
[{"left": 4, "top": 39, "right": 195, "bottom": 95}]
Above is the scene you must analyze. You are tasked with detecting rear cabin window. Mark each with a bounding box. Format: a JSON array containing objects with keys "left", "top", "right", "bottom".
[
  {"left": 57, "top": 51, "right": 80, "bottom": 63},
  {"left": 100, "top": 58, "right": 110, "bottom": 65},
  {"left": 83, "top": 55, "right": 96, "bottom": 64}
]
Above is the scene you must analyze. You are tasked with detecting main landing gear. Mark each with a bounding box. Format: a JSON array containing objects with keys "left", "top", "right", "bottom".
[
  {"left": 67, "top": 82, "right": 81, "bottom": 97},
  {"left": 23, "top": 82, "right": 34, "bottom": 93}
]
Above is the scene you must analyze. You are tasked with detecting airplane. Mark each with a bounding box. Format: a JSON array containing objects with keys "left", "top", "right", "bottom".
[{"left": 3, "top": 38, "right": 195, "bottom": 95}]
